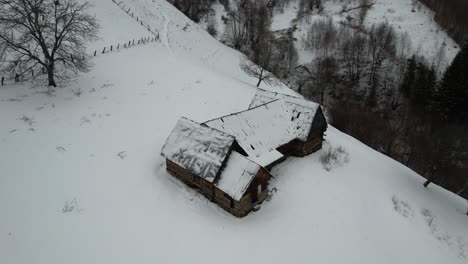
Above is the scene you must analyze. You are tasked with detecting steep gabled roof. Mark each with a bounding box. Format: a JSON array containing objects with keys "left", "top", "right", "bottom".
[
  {"left": 161, "top": 117, "right": 235, "bottom": 182},
  {"left": 204, "top": 98, "right": 318, "bottom": 167},
  {"left": 215, "top": 151, "right": 261, "bottom": 201}
]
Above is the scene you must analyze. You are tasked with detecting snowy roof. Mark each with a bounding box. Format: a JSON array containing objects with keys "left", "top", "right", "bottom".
[
  {"left": 204, "top": 98, "right": 319, "bottom": 167},
  {"left": 215, "top": 151, "right": 261, "bottom": 201},
  {"left": 161, "top": 117, "right": 235, "bottom": 182},
  {"left": 249, "top": 88, "right": 319, "bottom": 110}
]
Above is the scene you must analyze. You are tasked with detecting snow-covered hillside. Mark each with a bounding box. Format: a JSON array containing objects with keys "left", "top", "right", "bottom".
[
  {"left": 281, "top": 0, "right": 459, "bottom": 68},
  {"left": 204, "top": 0, "right": 459, "bottom": 71},
  {"left": 0, "top": 1, "right": 467, "bottom": 264}
]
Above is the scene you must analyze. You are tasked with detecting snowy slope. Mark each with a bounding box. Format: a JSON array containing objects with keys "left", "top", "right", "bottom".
[
  {"left": 0, "top": 1, "right": 467, "bottom": 264},
  {"left": 272, "top": 0, "right": 458, "bottom": 68},
  {"left": 84, "top": 0, "right": 151, "bottom": 51}
]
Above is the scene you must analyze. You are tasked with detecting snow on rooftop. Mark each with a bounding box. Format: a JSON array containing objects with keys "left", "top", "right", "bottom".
[
  {"left": 161, "top": 117, "right": 235, "bottom": 182},
  {"left": 205, "top": 98, "right": 317, "bottom": 167},
  {"left": 252, "top": 149, "right": 284, "bottom": 167},
  {"left": 249, "top": 88, "right": 319, "bottom": 110},
  {"left": 215, "top": 151, "right": 261, "bottom": 201}
]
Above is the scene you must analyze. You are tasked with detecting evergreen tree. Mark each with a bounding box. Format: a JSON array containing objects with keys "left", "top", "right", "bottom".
[
  {"left": 400, "top": 56, "right": 416, "bottom": 97},
  {"left": 426, "top": 66, "right": 437, "bottom": 110},
  {"left": 412, "top": 62, "right": 436, "bottom": 106},
  {"left": 412, "top": 61, "right": 428, "bottom": 104},
  {"left": 436, "top": 42, "right": 468, "bottom": 121}
]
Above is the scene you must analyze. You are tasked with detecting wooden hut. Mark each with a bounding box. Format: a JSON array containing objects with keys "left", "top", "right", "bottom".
[
  {"left": 161, "top": 90, "right": 327, "bottom": 217},
  {"left": 205, "top": 89, "right": 327, "bottom": 169},
  {"left": 161, "top": 117, "right": 271, "bottom": 217}
]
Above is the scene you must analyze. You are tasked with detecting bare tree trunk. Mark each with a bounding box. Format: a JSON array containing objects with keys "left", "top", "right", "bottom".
[
  {"left": 47, "top": 63, "right": 57, "bottom": 87},
  {"left": 256, "top": 69, "right": 264, "bottom": 87},
  {"left": 256, "top": 78, "right": 262, "bottom": 87},
  {"left": 423, "top": 175, "right": 434, "bottom": 188}
]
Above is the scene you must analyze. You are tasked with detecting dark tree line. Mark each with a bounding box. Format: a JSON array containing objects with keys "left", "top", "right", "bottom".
[
  {"left": 167, "top": 0, "right": 230, "bottom": 23},
  {"left": 296, "top": 15, "right": 468, "bottom": 213},
  {"left": 417, "top": 0, "right": 468, "bottom": 44}
]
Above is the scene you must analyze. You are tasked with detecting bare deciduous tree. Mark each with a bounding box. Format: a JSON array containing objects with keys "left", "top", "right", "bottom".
[
  {"left": 240, "top": 58, "right": 279, "bottom": 87},
  {"left": 224, "top": 11, "right": 248, "bottom": 51},
  {"left": 305, "top": 17, "right": 338, "bottom": 56},
  {"left": 340, "top": 30, "right": 368, "bottom": 83},
  {"left": 367, "top": 22, "right": 396, "bottom": 88},
  {"left": 0, "top": 0, "right": 99, "bottom": 87},
  {"left": 308, "top": 55, "right": 338, "bottom": 104}
]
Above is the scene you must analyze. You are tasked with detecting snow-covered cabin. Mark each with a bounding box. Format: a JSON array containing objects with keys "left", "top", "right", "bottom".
[
  {"left": 161, "top": 117, "right": 272, "bottom": 217},
  {"left": 161, "top": 91, "right": 326, "bottom": 217},
  {"left": 205, "top": 89, "right": 327, "bottom": 169}
]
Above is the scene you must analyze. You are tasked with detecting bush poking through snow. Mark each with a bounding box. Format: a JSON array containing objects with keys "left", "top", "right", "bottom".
[
  {"left": 265, "top": 187, "right": 278, "bottom": 202},
  {"left": 320, "top": 145, "right": 350, "bottom": 171},
  {"left": 62, "top": 198, "right": 81, "bottom": 214}
]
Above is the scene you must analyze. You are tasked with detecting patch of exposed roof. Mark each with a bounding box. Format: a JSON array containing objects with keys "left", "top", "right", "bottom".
[
  {"left": 204, "top": 98, "right": 318, "bottom": 166},
  {"left": 161, "top": 117, "right": 235, "bottom": 182},
  {"left": 215, "top": 151, "right": 260, "bottom": 201}
]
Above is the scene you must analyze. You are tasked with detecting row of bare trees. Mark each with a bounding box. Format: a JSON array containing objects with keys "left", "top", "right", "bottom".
[
  {"left": 223, "top": 0, "right": 298, "bottom": 87},
  {"left": 294, "top": 15, "right": 468, "bottom": 213},
  {"left": 300, "top": 18, "right": 402, "bottom": 105}
]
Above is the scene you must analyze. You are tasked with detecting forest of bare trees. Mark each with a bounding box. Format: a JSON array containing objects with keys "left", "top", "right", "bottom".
[{"left": 168, "top": 0, "right": 468, "bottom": 213}]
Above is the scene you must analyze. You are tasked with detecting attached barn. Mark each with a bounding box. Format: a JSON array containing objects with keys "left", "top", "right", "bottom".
[{"left": 161, "top": 90, "right": 327, "bottom": 217}]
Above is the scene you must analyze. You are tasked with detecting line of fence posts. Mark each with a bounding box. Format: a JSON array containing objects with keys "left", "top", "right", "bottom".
[
  {"left": 91, "top": 36, "right": 158, "bottom": 58},
  {"left": 6, "top": 35, "right": 158, "bottom": 82},
  {"left": 3, "top": 0, "right": 162, "bottom": 82},
  {"left": 112, "top": 0, "right": 159, "bottom": 36}
]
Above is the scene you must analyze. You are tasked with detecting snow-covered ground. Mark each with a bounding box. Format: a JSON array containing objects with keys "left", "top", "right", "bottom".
[
  {"left": 272, "top": 0, "right": 459, "bottom": 68},
  {"left": 0, "top": 0, "right": 467, "bottom": 263}
]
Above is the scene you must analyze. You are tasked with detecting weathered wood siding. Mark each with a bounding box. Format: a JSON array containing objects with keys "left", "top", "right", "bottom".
[
  {"left": 167, "top": 158, "right": 272, "bottom": 218},
  {"left": 294, "top": 136, "right": 323, "bottom": 157},
  {"left": 276, "top": 134, "right": 323, "bottom": 159},
  {"left": 231, "top": 168, "right": 271, "bottom": 217},
  {"left": 166, "top": 159, "right": 214, "bottom": 200},
  {"left": 213, "top": 188, "right": 233, "bottom": 210}
]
